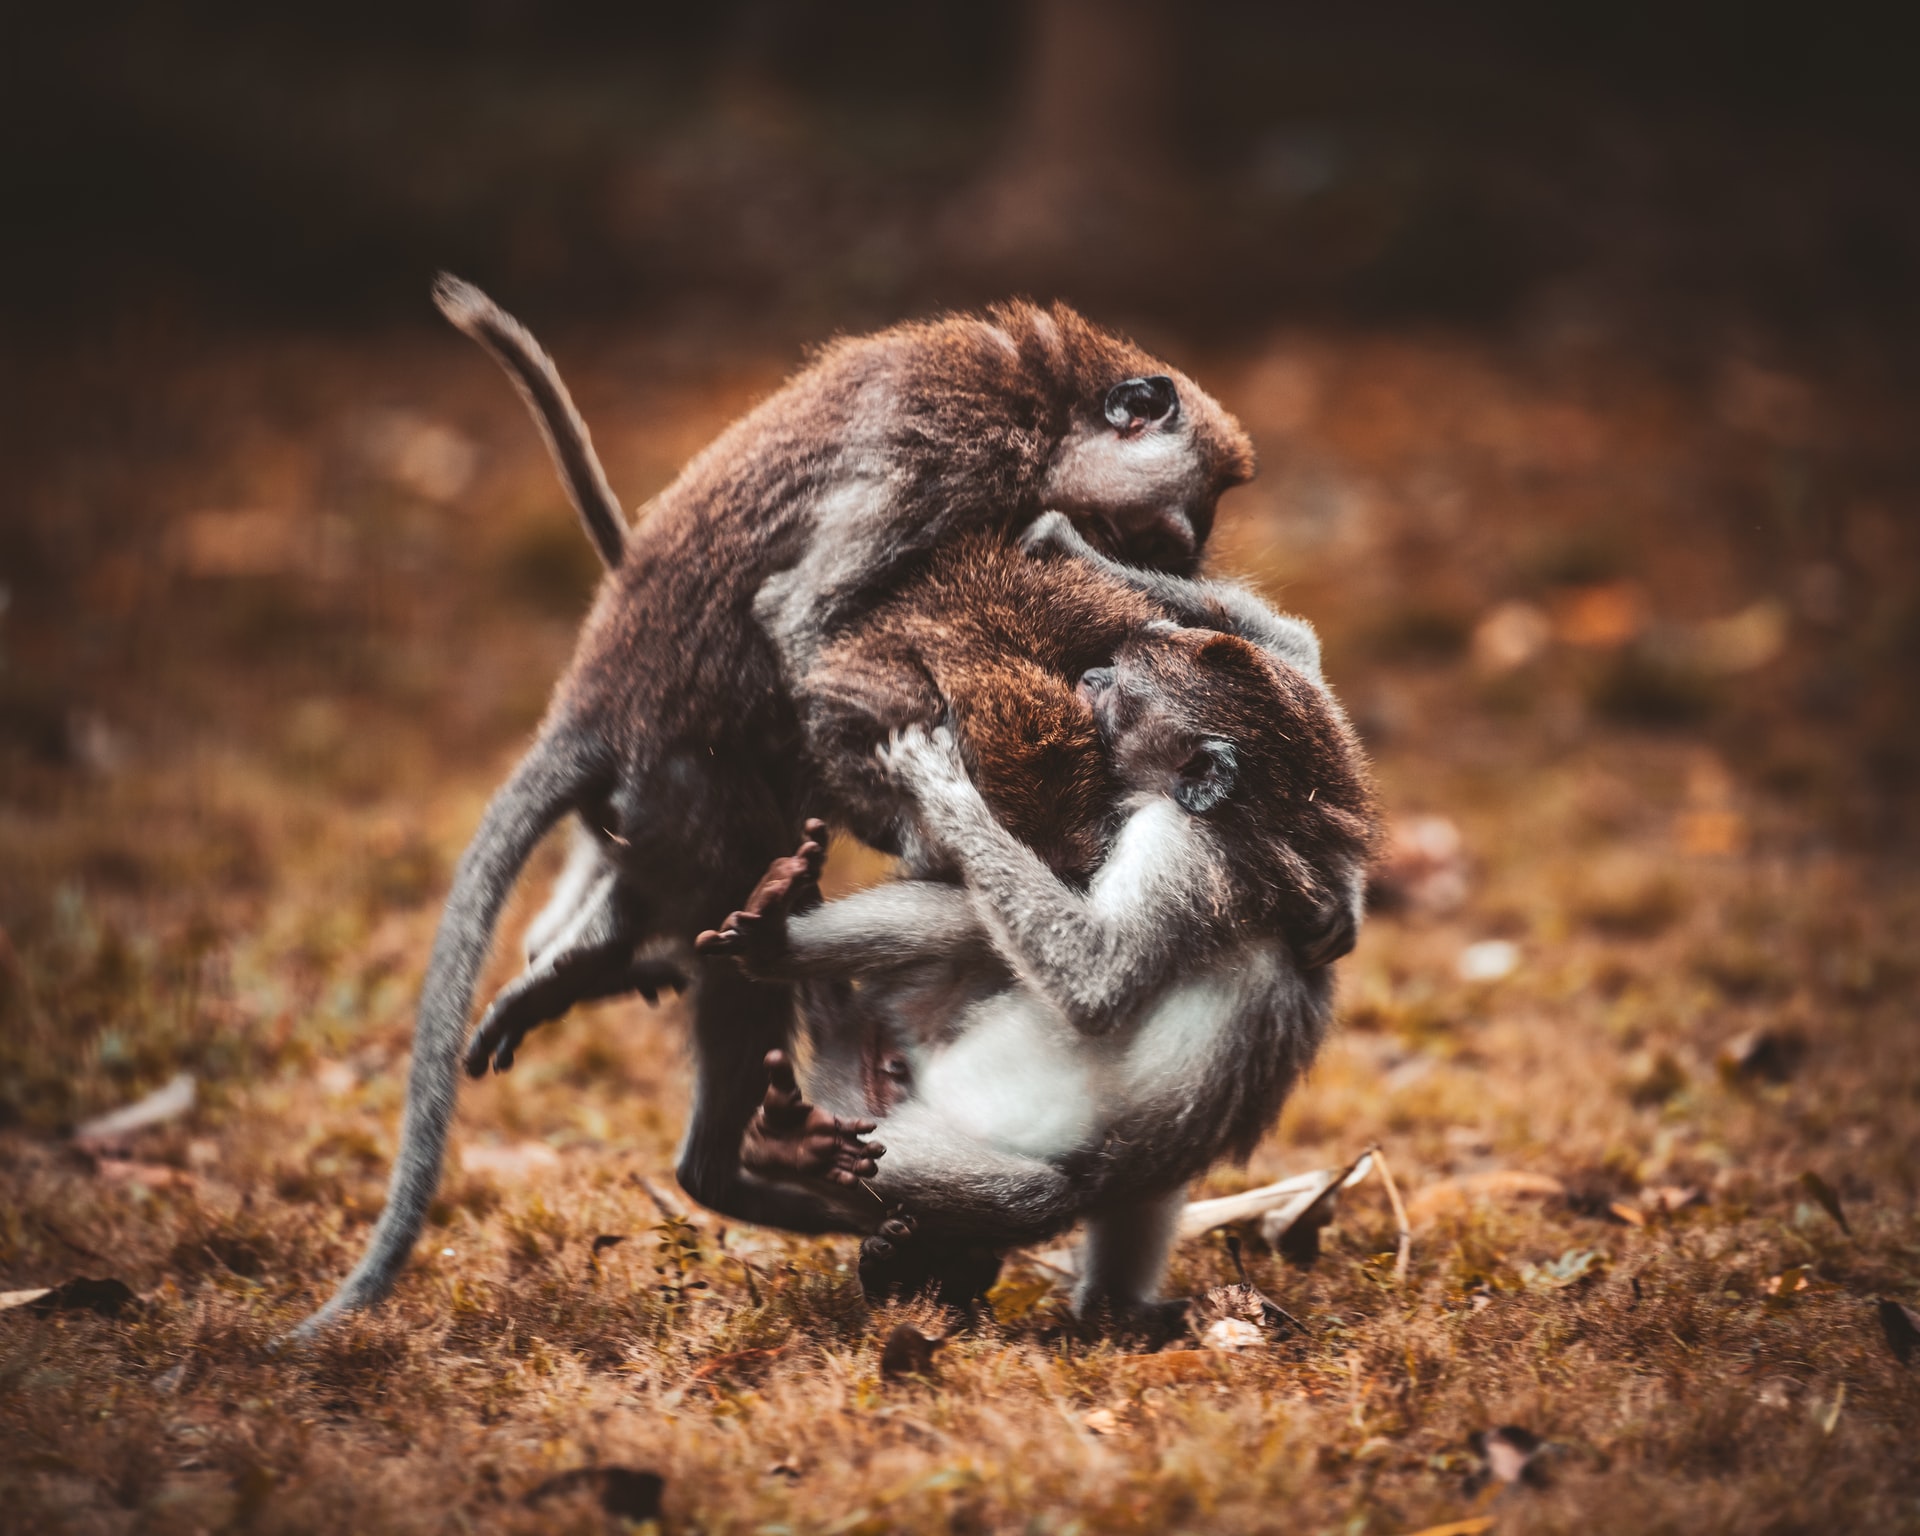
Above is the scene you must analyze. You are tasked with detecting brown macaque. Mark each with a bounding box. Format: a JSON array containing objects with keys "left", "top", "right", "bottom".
[
  {"left": 701, "top": 540, "right": 1376, "bottom": 1321},
  {"left": 296, "top": 278, "right": 1255, "bottom": 1339}
]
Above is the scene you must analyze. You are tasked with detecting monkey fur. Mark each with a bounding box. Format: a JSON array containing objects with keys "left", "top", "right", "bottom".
[
  {"left": 295, "top": 279, "right": 1255, "bottom": 1337},
  {"left": 710, "top": 581, "right": 1377, "bottom": 1317}
]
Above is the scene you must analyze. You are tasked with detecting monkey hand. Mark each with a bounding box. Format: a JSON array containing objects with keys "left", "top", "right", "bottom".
[
  {"left": 1018, "top": 508, "right": 1090, "bottom": 561},
  {"left": 875, "top": 721, "right": 970, "bottom": 803},
  {"left": 695, "top": 821, "right": 827, "bottom": 972}
]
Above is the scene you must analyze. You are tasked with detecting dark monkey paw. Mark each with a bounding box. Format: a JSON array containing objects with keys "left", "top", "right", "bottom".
[
  {"left": 694, "top": 820, "right": 828, "bottom": 968},
  {"left": 740, "top": 1049, "right": 884, "bottom": 1187},
  {"left": 463, "top": 956, "right": 686, "bottom": 1078}
]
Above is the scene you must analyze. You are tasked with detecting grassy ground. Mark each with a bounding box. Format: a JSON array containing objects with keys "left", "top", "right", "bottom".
[{"left": 2, "top": 312, "right": 1918, "bottom": 1534}]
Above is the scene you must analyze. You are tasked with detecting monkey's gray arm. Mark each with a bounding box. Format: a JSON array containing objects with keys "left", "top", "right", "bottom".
[
  {"left": 880, "top": 726, "right": 1191, "bottom": 1035},
  {"left": 746, "top": 882, "right": 995, "bottom": 981},
  {"left": 1022, "top": 510, "right": 1323, "bottom": 681}
]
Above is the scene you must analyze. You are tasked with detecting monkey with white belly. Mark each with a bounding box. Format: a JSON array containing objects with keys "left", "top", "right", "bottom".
[{"left": 701, "top": 518, "right": 1376, "bottom": 1321}]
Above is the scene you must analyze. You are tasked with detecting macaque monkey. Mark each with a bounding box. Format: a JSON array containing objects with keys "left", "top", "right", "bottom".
[
  {"left": 702, "top": 527, "right": 1375, "bottom": 1320},
  {"left": 297, "top": 279, "right": 1255, "bottom": 1336}
]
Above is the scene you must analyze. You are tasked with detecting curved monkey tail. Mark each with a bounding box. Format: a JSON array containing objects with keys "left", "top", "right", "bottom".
[
  {"left": 287, "top": 734, "right": 599, "bottom": 1341},
  {"left": 432, "top": 273, "right": 628, "bottom": 569}
]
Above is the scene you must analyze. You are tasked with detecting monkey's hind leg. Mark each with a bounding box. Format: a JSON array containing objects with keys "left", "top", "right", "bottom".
[
  {"left": 465, "top": 868, "right": 683, "bottom": 1077},
  {"left": 1074, "top": 1188, "right": 1191, "bottom": 1344}
]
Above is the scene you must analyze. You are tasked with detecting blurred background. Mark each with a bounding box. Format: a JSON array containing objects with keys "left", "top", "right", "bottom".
[
  {"left": 3, "top": 0, "right": 1917, "bottom": 1109},
  {"left": 3, "top": 9, "right": 1919, "bottom": 1527}
]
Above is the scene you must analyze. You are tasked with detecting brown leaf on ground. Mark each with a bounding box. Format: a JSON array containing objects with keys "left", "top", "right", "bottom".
[
  {"left": 1402, "top": 1520, "right": 1494, "bottom": 1536},
  {"left": 879, "top": 1324, "right": 944, "bottom": 1380},
  {"left": 15, "top": 1277, "right": 139, "bottom": 1318},
  {"left": 1082, "top": 1407, "right": 1126, "bottom": 1436},
  {"left": 1800, "top": 1171, "right": 1851, "bottom": 1234},
  {"left": 1718, "top": 1027, "right": 1806, "bottom": 1083},
  {"left": 1466, "top": 1423, "right": 1549, "bottom": 1490},
  {"left": 523, "top": 1467, "right": 664, "bottom": 1521},
  {"left": 1201, "top": 1317, "right": 1266, "bottom": 1353},
  {"left": 1640, "top": 1185, "right": 1704, "bottom": 1218},
  {"left": 1875, "top": 1300, "right": 1920, "bottom": 1363},
  {"left": 1406, "top": 1170, "right": 1566, "bottom": 1228}
]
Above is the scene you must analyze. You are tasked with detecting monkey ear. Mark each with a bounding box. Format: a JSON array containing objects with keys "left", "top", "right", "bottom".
[{"left": 1173, "top": 739, "right": 1237, "bottom": 815}]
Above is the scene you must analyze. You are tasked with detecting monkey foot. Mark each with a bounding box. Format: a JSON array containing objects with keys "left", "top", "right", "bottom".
[
  {"left": 859, "top": 1207, "right": 1003, "bottom": 1311},
  {"left": 695, "top": 821, "right": 828, "bottom": 968},
  {"left": 741, "top": 1049, "right": 883, "bottom": 1187},
  {"left": 464, "top": 956, "right": 686, "bottom": 1077}
]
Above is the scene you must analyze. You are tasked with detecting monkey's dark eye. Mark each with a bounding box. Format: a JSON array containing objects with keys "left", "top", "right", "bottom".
[{"left": 1103, "top": 375, "right": 1180, "bottom": 431}]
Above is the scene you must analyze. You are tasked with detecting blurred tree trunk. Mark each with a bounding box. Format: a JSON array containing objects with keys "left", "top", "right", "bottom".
[{"left": 958, "top": 0, "right": 1186, "bottom": 276}]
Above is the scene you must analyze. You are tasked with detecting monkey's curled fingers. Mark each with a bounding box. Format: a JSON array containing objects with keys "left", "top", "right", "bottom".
[
  {"left": 874, "top": 721, "right": 969, "bottom": 797},
  {"left": 741, "top": 1050, "right": 885, "bottom": 1187},
  {"left": 694, "top": 825, "right": 828, "bottom": 967}
]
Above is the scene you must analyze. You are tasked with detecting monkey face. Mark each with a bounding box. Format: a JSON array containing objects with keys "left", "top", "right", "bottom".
[
  {"left": 997, "top": 303, "right": 1255, "bottom": 573},
  {"left": 1091, "top": 628, "right": 1358, "bottom": 825}
]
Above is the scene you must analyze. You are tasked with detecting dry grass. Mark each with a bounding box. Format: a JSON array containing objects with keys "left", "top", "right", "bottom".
[{"left": 3, "top": 315, "right": 1918, "bottom": 1534}]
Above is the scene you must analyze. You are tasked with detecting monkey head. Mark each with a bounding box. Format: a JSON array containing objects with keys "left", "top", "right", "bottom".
[
  {"left": 1080, "top": 625, "right": 1377, "bottom": 932},
  {"left": 986, "top": 303, "right": 1257, "bottom": 573}
]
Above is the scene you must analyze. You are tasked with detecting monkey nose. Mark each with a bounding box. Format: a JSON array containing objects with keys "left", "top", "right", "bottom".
[{"left": 1104, "top": 374, "right": 1180, "bottom": 431}]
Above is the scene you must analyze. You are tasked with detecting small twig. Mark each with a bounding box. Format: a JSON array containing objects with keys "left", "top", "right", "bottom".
[
  {"left": 857, "top": 1179, "right": 885, "bottom": 1206},
  {"left": 636, "top": 1174, "right": 690, "bottom": 1222},
  {"left": 1371, "top": 1144, "right": 1413, "bottom": 1286}
]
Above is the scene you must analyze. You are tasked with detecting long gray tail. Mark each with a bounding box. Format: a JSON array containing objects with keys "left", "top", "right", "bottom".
[
  {"left": 289, "top": 736, "right": 596, "bottom": 1340},
  {"left": 432, "top": 273, "right": 627, "bottom": 570}
]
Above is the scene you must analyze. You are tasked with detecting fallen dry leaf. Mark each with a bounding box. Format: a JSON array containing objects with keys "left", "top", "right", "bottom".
[
  {"left": 1400, "top": 1520, "right": 1494, "bottom": 1536},
  {"left": 72, "top": 1072, "right": 196, "bottom": 1150},
  {"left": 1517, "top": 1248, "right": 1605, "bottom": 1291},
  {"left": 1876, "top": 1300, "right": 1920, "bottom": 1364},
  {"left": 1800, "top": 1171, "right": 1850, "bottom": 1234},
  {"left": 1718, "top": 1028, "right": 1806, "bottom": 1084},
  {"left": 10, "top": 1277, "right": 140, "bottom": 1318},
  {"left": 1082, "top": 1407, "right": 1125, "bottom": 1436},
  {"left": 522, "top": 1467, "right": 663, "bottom": 1521},
  {"left": 879, "top": 1324, "right": 944, "bottom": 1380},
  {"left": 1406, "top": 1170, "right": 1566, "bottom": 1228},
  {"left": 1177, "top": 1156, "right": 1370, "bottom": 1242},
  {"left": 1201, "top": 1317, "right": 1266, "bottom": 1353},
  {"left": 1641, "top": 1185, "right": 1704, "bottom": 1217}
]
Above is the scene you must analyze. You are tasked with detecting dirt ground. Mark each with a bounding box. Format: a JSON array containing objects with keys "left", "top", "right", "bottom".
[{"left": 2, "top": 308, "right": 1918, "bottom": 1534}]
